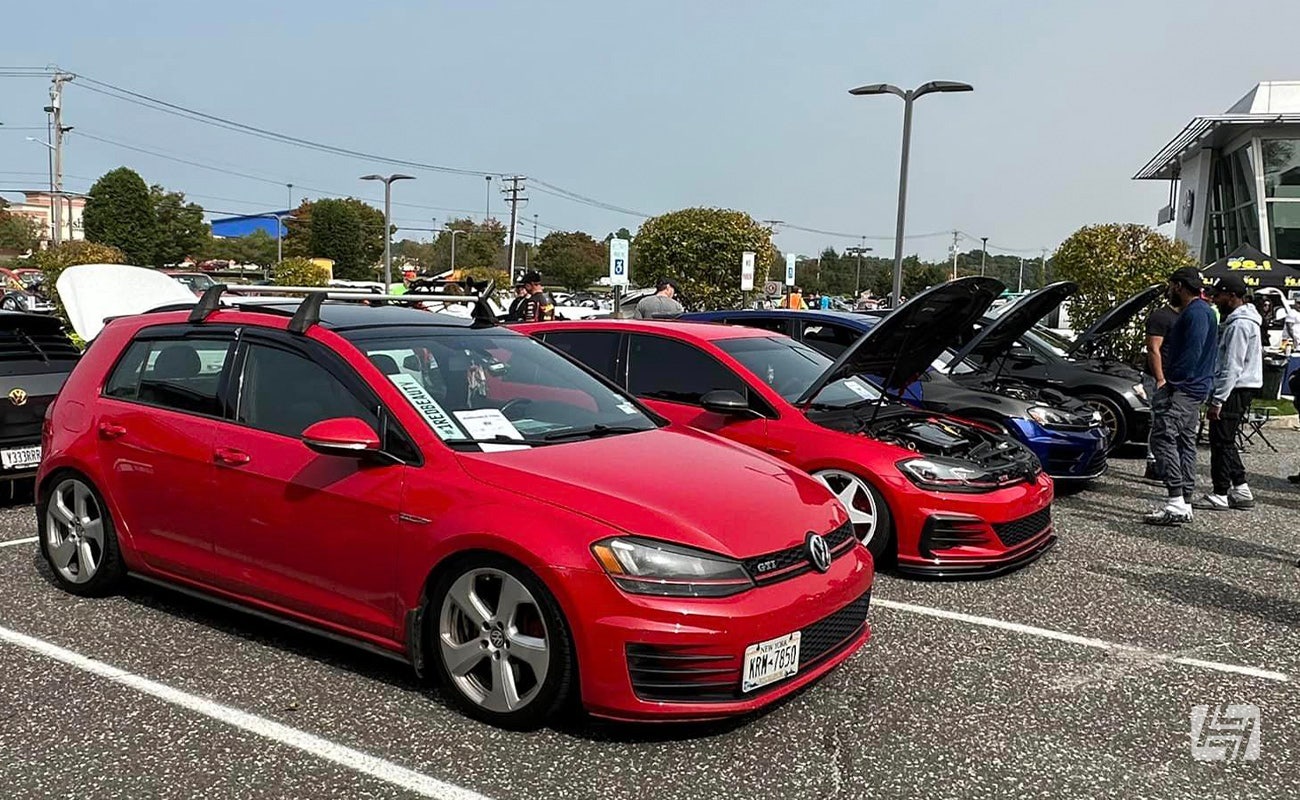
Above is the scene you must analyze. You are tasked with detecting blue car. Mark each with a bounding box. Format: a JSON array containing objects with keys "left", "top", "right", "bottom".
[{"left": 682, "top": 286, "right": 1109, "bottom": 481}]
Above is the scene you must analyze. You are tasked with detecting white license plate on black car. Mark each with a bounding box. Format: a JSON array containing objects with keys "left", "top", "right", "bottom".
[
  {"left": 1, "top": 446, "right": 41, "bottom": 470},
  {"left": 742, "top": 631, "right": 801, "bottom": 693}
]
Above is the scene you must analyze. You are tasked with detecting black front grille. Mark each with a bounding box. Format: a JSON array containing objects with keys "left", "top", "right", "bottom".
[
  {"left": 625, "top": 590, "right": 871, "bottom": 703},
  {"left": 798, "top": 591, "right": 871, "bottom": 669},
  {"left": 742, "top": 521, "right": 856, "bottom": 584},
  {"left": 994, "top": 507, "right": 1052, "bottom": 548}
]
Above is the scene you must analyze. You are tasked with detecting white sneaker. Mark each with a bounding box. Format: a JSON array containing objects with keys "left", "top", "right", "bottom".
[
  {"left": 1193, "top": 493, "right": 1230, "bottom": 511},
  {"left": 1144, "top": 500, "right": 1193, "bottom": 525},
  {"left": 1228, "top": 484, "right": 1255, "bottom": 510}
]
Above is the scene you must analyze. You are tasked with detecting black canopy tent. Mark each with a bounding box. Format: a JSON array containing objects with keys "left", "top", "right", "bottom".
[{"left": 1201, "top": 243, "right": 1300, "bottom": 290}]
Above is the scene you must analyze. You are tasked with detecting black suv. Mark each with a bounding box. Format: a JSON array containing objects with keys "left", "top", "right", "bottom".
[{"left": 0, "top": 312, "right": 79, "bottom": 487}]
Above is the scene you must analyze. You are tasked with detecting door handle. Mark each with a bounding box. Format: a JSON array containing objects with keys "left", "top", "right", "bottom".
[
  {"left": 97, "top": 422, "right": 127, "bottom": 440},
  {"left": 214, "top": 447, "right": 251, "bottom": 466}
]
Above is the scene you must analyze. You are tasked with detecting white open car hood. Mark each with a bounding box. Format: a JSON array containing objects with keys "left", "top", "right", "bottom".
[{"left": 57, "top": 264, "right": 197, "bottom": 341}]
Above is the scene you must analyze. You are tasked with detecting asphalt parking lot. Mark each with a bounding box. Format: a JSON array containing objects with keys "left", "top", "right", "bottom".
[{"left": 1, "top": 433, "right": 1299, "bottom": 799}]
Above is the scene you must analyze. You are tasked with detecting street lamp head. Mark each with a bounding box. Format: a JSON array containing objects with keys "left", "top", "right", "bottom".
[
  {"left": 360, "top": 174, "right": 383, "bottom": 182},
  {"left": 849, "top": 83, "right": 904, "bottom": 98},
  {"left": 914, "top": 81, "right": 974, "bottom": 98},
  {"left": 391, "top": 174, "right": 415, "bottom": 182}
]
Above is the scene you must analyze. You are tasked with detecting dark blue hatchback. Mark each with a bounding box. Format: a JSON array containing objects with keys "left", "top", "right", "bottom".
[{"left": 682, "top": 307, "right": 1109, "bottom": 481}]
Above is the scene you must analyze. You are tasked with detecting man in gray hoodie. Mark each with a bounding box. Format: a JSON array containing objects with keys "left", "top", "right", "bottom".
[{"left": 1195, "top": 275, "right": 1263, "bottom": 511}]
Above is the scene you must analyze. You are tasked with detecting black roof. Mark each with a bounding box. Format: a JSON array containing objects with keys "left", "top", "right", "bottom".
[{"left": 248, "top": 301, "right": 480, "bottom": 331}]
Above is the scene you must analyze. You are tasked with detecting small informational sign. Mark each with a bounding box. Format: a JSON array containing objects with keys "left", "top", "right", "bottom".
[
  {"left": 785, "top": 253, "right": 797, "bottom": 286},
  {"left": 454, "top": 409, "right": 528, "bottom": 452},
  {"left": 763, "top": 281, "right": 782, "bottom": 297},
  {"left": 741, "top": 251, "right": 756, "bottom": 291},
  {"left": 609, "top": 238, "right": 630, "bottom": 287}
]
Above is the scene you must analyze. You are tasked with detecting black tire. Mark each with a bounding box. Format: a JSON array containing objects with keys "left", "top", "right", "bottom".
[
  {"left": 1, "top": 296, "right": 18, "bottom": 311},
  {"left": 1080, "top": 394, "right": 1127, "bottom": 450},
  {"left": 428, "top": 553, "right": 576, "bottom": 730},
  {"left": 38, "top": 473, "right": 127, "bottom": 597}
]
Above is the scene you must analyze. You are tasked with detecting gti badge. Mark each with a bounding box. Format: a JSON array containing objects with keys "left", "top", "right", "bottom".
[
  {"left": 805, "top": 532, "right": 831, "bottom": 573},
  {"left": 8, "top": 388, "right": 27, "bottom": 406}
]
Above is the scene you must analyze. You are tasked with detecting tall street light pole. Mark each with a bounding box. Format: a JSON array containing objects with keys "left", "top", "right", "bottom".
[
  {"left": 360, "top": 173, "right": 415, "bottom": 292},
  {"left": 484, "top": 175, "right": 493, "bottom": 221},
  {"left": 845, "top": 241, "right": 873, "bottom": 297},
  {"left": 980, "top": 236, "right": 989, "bottom": 277},
  {"left": 449, "top": 229, "right": 465, "bottom": 273},
  {"left": 850, "top": 80, "right": 973, "bottom": 307}
]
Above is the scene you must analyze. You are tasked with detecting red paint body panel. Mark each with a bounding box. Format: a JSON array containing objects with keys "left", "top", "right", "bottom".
[
  {"left": 518, "top": 320, "right": 1056, "bottom": 574},
  {"left": 37, "top": 308, "right": 873, "bottom": 721}
]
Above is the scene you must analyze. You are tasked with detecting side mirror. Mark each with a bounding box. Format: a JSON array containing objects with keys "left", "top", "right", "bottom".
[
  {"left": 701, "top": 389, "right": 754, "bottom": 417},
  {"left": 302, "top": 417, "right": 382, "bottom": 458}
]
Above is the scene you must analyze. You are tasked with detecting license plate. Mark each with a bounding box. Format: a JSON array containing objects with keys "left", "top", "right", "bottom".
[
  {"left": 742, "top": 631, "right": 801, "bottom": 693},
  {"left": 1, "top": 445, "right": 41, "bottom": 470}
]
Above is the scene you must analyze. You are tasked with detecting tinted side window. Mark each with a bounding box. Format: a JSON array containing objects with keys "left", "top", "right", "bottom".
[
  {"left": 627, "top": 335, "right": 746, "bottom": 406},
  {"left": 237, "top": 343, "right": 377, "bottom": 438},
  {"left": 723, "top": 317, "right": 792, "bottom": 336},
  {"left": 106, "top": 337, "right": 233, "bottom": 416},
  {"left": 801, "top": 323, "right": 860, "bottom": 359},
  {"left": 542, "top": 331, "right": 621, "bottom": 383}
]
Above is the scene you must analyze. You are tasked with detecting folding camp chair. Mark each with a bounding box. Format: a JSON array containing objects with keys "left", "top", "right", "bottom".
[{"left": 1239, "top": 406, "right": 1277, "bottom": 452}]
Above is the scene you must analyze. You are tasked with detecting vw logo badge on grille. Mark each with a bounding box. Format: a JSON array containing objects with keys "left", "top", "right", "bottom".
[
  {"left": 7, "top": 388, "right": 27, "bottom": 406},
  {"left": 805, "top": 532, "right": 832, "bottom": 573}
]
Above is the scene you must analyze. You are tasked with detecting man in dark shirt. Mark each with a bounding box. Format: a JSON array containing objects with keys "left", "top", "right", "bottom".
[
  {"left": 517, "top": 270, "right": 555, "bottom": 323},
  {"left": 1142, "top": 300, "right": 1179, "bottom": 481},
  {"left": 1144, "top": 267, "right": 1218, "bottom": 525}
]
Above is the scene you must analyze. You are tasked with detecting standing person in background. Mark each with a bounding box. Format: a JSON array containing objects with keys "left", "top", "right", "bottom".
[
  {"left": 517, "top": 271, "right": 555, "bottom": 322},
  {"left": 634, "top": 279, "right": 685, "bottom": 319},
  {"left": 504, "top": 284, "right": 529, "bottom": 322},
  {"left": 1144, "top": 268, "right": 1218, "bottom": 526},
  {"left": 1280, "top": 294, "right": 1300, "bottom": 347},
  {"left": 781, "top": 286, "right": 807, "bottom": 310},
  {"left": 1195, "top": 276, "right": 1262, "bottom": 511},
  {"left": 1142, "top": 298, "right": 1180, "bottom": 482}
]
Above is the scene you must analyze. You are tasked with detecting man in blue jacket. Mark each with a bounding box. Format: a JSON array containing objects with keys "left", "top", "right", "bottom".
[{"left": 1144, "top": 267, "right": 1218, "bottom": 525}]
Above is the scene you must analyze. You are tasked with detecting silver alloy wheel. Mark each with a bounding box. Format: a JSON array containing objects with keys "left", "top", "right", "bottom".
[
  {"left": 814, "top": 470, "right": 879, "bottom": 545},
  {"left": 45, "top": 478, "right": 105, "bottom": 584},
  {"left": 438, "top": 568, "right": 550, "bottom": 714}
]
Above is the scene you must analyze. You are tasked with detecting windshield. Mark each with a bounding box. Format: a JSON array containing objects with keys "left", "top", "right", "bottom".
[
  {"left": 348, "top": 331, "right": 657, "bottom": 448},
  {"left": 932, "top": 348, "right": 977, "bottom": 374},
  {"left": 715, "top": 336, "right": 883, "bottom": 407},
  {"left": 1024, "top": 327, "right": 1072, "bottom": 358}
]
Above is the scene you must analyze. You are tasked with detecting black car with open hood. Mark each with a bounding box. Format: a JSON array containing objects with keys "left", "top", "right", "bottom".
[
  {"left": 1065, "top": 285, "right": 1163, "bottom": 359},
  {"left": 948, "top": 282, "right": 1152, "bottom": 448}
]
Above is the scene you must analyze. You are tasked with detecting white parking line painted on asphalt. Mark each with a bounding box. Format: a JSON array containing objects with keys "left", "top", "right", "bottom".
[
  {"left": 0, "top": 537, "right": 37, "bottom": 549},
  {"left": 874, "top": 598, "right": 1290, "bottom": 683},
  {"left": 0, "top": 624, "right": 493, "bottom": 800}
]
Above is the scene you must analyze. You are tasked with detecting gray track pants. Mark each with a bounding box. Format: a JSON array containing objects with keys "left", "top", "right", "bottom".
[{"left": 1149, "top": 385, "right": 1202, "bottom": 501}]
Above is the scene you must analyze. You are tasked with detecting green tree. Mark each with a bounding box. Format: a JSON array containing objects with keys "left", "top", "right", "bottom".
[
  {"left": 1052, "top": 223, "right": 1195, "bottom": 361},
  {"left": 273, "top": 256, "right": 330, "bottom": 287},
  {"left": 633, "top": 208, "right": 775, "bottom": 309},
  {"left": 83, "top": 167, "right": 157, "bottom": 265},
  {"left": 533, "top": 230, "right": 606, "bottom": 291},
  {"left": 427, "top": 218, "right": 506, "bottom": 274},
  {"left": 34, "top": 241, "right": 127, "bottom": 323},
  {"left": 283, "top": 198, "right": 385, "bottom": 279},
  {"left": 202, "top": 229, "right": 279, "bottom": 267},
  {"left": 0, "top": 210, "right": 42, "bottom": 253},
  {"left": 150, "top": 185, "right": 210, "bottom": 267}
]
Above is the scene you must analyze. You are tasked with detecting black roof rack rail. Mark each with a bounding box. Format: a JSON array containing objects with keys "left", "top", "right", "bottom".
[
  {"left": 288, "top": 292, "right": 326, "bottom": 334},
  {"left": 188, "top": 284, "right": 228, "bottom": 323}
]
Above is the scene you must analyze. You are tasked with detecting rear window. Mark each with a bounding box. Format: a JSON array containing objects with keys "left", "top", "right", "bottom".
[{"left": 0, "top": 320, "right": 80, "bottom": 365}]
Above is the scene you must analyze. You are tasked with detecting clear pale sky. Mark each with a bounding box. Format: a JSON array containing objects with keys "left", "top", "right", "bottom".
[{"left": 3, "top": 0, "right": 1299, "bottom": 261}]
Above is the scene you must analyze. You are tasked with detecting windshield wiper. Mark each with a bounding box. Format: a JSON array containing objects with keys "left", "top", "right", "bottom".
[
  {"left": 542, "top": 424, "right": 648, "bottom": 442},
  {"left": 447, "top": 436, "right": 541, "bottom": 449}
]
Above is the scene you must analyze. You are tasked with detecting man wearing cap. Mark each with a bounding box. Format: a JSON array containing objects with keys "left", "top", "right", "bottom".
[
  {"left": 634, "top": 279, "right": 685, "bottom": 319},
  {"left": 1194, "top": 275, "right": 1262, "bottom": 511},
  {"left": 517, "top": 271, "right": 555, "bottom": 323},
  {"left": 1144, "top": 267, "right": 1218, "bottom": 525}
]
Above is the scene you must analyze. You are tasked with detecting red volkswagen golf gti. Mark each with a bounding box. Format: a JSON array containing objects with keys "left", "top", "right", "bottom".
[
  {"left": 521, "top": 280, "right": 1056, "bottom": 578},
  {"left": 37, "top": 291, "right": 872, "bottom": 728}
]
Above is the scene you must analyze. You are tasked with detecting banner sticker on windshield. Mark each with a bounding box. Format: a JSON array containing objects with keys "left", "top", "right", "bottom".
[
  {"left": 842, "top": 378, "right": 875, "bottom": 400},
  {"left": 616, "top": 402, "right": 638, "bottom": 415},
  {"left": 454, "top": 409, "right": 524, "bottom": 442},
  {"left": 388, "top": 374, "right": 465, "bottom": 440}
]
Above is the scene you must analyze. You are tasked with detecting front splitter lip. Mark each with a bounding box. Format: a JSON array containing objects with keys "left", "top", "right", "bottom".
[
  {"left": 896, "top": 533, "right": 1056, "bottom": 579},
  {"left": 1048, "top": 464, "right": 1108, "bottom": 482}
]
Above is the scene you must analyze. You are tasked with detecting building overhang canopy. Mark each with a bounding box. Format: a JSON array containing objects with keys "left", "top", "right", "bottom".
[{"left": 1134, "top": 114, "right": 1300, "bottom": 180}]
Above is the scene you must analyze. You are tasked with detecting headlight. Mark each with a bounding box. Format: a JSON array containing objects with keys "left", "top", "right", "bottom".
[
  {"left": 591, "top": 537, "right": 754, "bottom": 597},
  {"left": 897, "top": 457, "right": 1005, "bottom": 492},
  {"left": 1132, "top": 382, "right": 1147, "bottom": 402},
  {"left": 1026, "top": 405, "right": 1072, "bottom": 427}
]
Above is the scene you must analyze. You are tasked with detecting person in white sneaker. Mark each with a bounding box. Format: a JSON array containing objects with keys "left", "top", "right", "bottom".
[
  {"left": 1144, "top": 268, "right": 1218, "bottom": 526},
  {"left": 1194, "top": 275, "right": 1263, "bottom": 512}
]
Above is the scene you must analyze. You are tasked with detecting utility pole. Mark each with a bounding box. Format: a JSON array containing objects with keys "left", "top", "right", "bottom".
[
  {"left": 950, "top": 230, "right": 959, "bottom": 280},
  {"left": 1018, "top": 257, "right": 1025, "bottom": 293},
  {"left": 287, "top": 183, "right": 294, "bottom": 208},
  {"left": 980, "top": 236, "right": 988, "bottom": 277},
  {"left": 1040, "top": 247, "right": 1049, "bottom": 286},
  {"left": 501, "top": 176, "right": 527, "bottom": 283},
  {"left": 47, "top": 72, "right": 73, "bottom": 245},
  {"left": 484, "top": 176, "right": 493, "bottom": 221}
]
